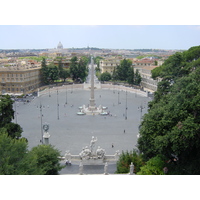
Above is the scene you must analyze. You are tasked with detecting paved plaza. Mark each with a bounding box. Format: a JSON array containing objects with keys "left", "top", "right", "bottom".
[{"left": 14, "top": 84, "right": 151, "bottom": 174}]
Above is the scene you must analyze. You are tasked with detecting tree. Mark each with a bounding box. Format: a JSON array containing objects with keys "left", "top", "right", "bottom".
[
  {"left": 94, "top": 56, "right": 103, "bottom": 70},
  {"left": 69, "top": 56, "right": 89, "bottom": 82},
  {"left": 77, "top": 57, "right": 88, "bottom": 82},
  {"left": 0, "top": 132, "right": 43, "bottom": 175},
  {"left": 48, "top": 64, "right": 59, "bottom": 83},
  {"left": 116, "top": 59, "right": 132, "bottom": 81},
  {"left": 1, "top": 122, "right": 22, "bottom": 139},
  {"left": 138, "top": 45, "right": 200, "bottom": 174},
  {"left": 0, "top": 95, "right": 23, "bottom": 139},
  {"left": 116, "top": 150, "right": 144, "bottom": 174},
  {"left": 69, "top": 56, "right": 78, "bottom": 81},
  {"left": 127, "top": 67, "right": 135, "bottom": 85},
  {"left": 60, "top": 68, "right": 70, "bottom": 82},
  {"left": 41, "top": 58, "right": 49, "bottom": 84},
  {"left": 58, "top": 59, "right": 64, "bottom": 79},
  {"left": 0, "top": 95, "right": 14, "bottom": 126},
  {"left": 112, "top": 67, "right": 118, "bottom": 81},
  {"left": 29, "top": 144, "right": 63, "bottom": 175},
  {"left": 134, "top": 69, "right": 141, "bottom": 85},
  {"left": 137, "top": 155, "right": 165, "bottom": 175},
  {"left": 100, "top": 72, "right": 112, "bottom": 81}
]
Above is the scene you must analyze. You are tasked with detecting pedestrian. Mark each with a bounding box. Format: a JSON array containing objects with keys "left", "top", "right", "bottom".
[
  {"left": 124, "top": 129, "right": 125, "bottom": 133},
  {"left": 112, "top": 143, "right": 114, "bottom": 148}
]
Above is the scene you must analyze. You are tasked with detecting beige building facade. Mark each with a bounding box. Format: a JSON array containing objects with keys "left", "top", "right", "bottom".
[
  {"left": 134, "top": 65, "right": 159, "bottom": 92},
  {"left": 0, "top": 65, "right": 42, "bottom": 95},
  {"left": 99, "top": 58, "right": 121, "bottom": 74}
]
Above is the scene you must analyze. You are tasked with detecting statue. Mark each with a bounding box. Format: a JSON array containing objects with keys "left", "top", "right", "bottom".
[
  {"left": 96, "top": 146, "right": 105, "bottom": 159},
  {"left": 90, "top": 136, "right": 97, "bottom": 153},
  {"left": 79, "top": 146, "right": 91, "bottom": 160},
  {"left": 129, "top": 162, "right": 134, "bottom": 175},
  {"left": 43, "top": 122, "right": 50, "bottom": 142},
  {"left": 115, "top": 150, "right": 120, "bottom": 160}
]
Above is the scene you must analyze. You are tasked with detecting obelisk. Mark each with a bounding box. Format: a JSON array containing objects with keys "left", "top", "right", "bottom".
[{"left": 89, "top": 56, "right": 95, "bottom": 110}]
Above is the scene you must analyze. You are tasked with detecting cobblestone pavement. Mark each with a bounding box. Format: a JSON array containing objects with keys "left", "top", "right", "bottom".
[{"left": 14, "top": 85, "right": 151, "bottom": 174}]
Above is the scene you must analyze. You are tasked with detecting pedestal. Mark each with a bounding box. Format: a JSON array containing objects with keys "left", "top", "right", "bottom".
[{"left": 43, "top": 132, "right": 50, "bottom": 145}]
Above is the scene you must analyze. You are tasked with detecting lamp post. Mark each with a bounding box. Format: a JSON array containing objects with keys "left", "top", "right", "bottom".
[
  {"left": 71, "top": 83, "right": 73, "bottom": 93},
  {"left": 39, "top": 98, "right": 43, "bottom": 144},
  {"left": 125, "top": 90, "right": 128, "bottom": 120},
  {"left": 118, "top": 89, "right": 120, "bottom": 105},
  {"left": 65, "top": 85, "right": 67, "bottom": 104},
  {"left": 49, "top": 86, "right": 51, "bottom": 97},
  {"left": 138, "top": 103, "right": 145, "bottom": 122},
  {"left": 57, "top": 88, "right": 59, "bottom": 120},
  {"left": 14, "top": 97, "right": 18, "bottom": 124}
]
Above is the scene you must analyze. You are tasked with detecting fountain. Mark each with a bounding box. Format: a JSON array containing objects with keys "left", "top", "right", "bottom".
[{"left": 64, "top": 136, "right": 120, "bottom": 165}]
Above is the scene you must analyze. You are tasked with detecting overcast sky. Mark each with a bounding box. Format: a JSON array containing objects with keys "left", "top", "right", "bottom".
[
  {"left": 0, "top": 1, "right": 199, "bottom": 50},
  {"left": 0, "top": 25, "right": 200, "bottom": 50}
]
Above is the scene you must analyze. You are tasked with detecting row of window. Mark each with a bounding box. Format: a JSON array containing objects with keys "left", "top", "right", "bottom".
[{"left": 0, "top": 71, "right": 40, "bottom": 78}]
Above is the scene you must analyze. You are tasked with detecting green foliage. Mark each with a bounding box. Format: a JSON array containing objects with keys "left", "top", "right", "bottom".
[
  {"left": 127, "top": 67, "right": 134, "bottom": 85},
  {"left": 137, "top": 155, "right": 165, "bottom": 175},
  {"left": 29, "top": 144, "right": 63, "bottom": 175},
  {"left": 100, "top": 72, "right": 112, "bottom": 81},
  {"left": 116, "top": 150, "right": 144, "bottom": 174},
  {"left": 0, "top": 133, "right": 43, "bottom": 175},
  {"left": 113, "top": 59, "right": 141, "bottom": 85},
  {"left": 0, "top": 95, "right": 14, "bottom": 126},
  {"left": 94, "top": 56, "right": 103, "bottom": 68},
  {"left": 116, "top": 59, "right": 133, "bottom": 81},
  {"left": 138, "top": 45, "right": 200, "bottom": 174},
  {"left": 41, "top": 58, "right": 49, "bottom": 84},
  {"left": 60, "top": 68, "right": 70, "bottom": 82},
  {"left": 0, "top": 95, "right": 23, "bottom": 139},
  {"left": 112, "top": 67, "right": 117, "bottom": 81},
  {"left": 134, "top": 69, "right": 142, "bottom": 85},
  {"left": 0, "top": 122, "right": 23, "bottom": 139},
  {"left": 48, "top": 64, "right": 59, "bottom": 83},
  {"left": 19, "top": 56, "right": 48, "bottom": 61},
  {"left": 69, "top": 56, "right": 88, "bottom": 82},
  {"left": 151, "top": 66, "right": 162, "bottom": 79}
]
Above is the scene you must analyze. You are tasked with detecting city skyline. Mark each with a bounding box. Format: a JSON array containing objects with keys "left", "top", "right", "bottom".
[{"left": 0, "top": 25, "right": 200, "bottom": 50}]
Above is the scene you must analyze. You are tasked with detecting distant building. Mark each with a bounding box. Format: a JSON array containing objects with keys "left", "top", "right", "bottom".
[
  {"left": 99, "top": 57, "right": 122, "bottom": 74},
  {"left": 57, "top": 41, "right": 63, "bottom": 50},
  {"left": 0, "top": 63, "right": 42, "bottom": 95},
  {"left": 134, "top": 65, "right": 159, "bottom": 92}
]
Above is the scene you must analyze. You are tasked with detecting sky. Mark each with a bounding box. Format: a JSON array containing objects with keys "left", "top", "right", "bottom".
[
  {"left": 0, "top": 25, "right": 200, "bottom": 50},
  {"left": 1, "top": 1, "right": 199, "bottom": 50}
]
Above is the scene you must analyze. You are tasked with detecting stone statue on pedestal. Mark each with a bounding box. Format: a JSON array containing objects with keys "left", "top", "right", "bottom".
[
  {"left": 90, "top": 136, "right": 97, "bottom": 154},
  {"left": 96, "top": 146, "right": 105, "bottom": 159}
]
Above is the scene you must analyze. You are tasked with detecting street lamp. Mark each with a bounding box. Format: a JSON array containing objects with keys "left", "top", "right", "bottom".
[
  {"left": 39, "top": 98, "right": 43, "bottom": 144},
  {"left": 57, "top": 88, "right": 59, "bottom": 120},
  {"left": 49, "top": 86, "right": 51, "bottom": 97},
  {"left": 71, "top": 83, "right": 73, "bottom": 93},
  {"left": 14, "top": 97, "right": 17, "bottom": 123},
  {"left": 118, "top": 89, "right": 120, "bottom": 105},
  {"left": 65, "top": 85, "right": 67, "bottom": 104},
  {"left": 125, "top": 90, "right": 128, "bottom": 120},
  {"left": 138, "top": 103, "right": 145, "bottom": 122}
]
